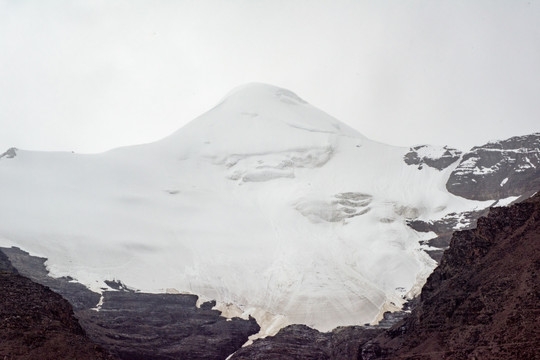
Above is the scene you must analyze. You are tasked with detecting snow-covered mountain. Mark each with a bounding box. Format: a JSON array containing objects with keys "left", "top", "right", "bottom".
[{"left": 0, "top": 83, "right": 530, "bottom": 335}]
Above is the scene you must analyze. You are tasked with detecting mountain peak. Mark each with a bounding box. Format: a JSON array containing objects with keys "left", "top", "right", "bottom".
[
  {"left": 161, "top": 84, "right": 365, "bottom": 156},
  {"left": 221, "top": 83, "right": 308, "bottom": 106}
]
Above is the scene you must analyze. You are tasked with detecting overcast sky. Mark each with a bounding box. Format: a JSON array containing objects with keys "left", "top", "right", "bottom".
[{"left": 1, "top": 0, "right": 539, "bottom": 153}]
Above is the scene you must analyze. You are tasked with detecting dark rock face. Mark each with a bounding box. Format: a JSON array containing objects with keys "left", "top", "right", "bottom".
[
  {"left": 2, "top": 247, "right": 101, "bottom": 310},
  {"left": 1, "top": 246, "right": 260, "bottom": 360},
  {"left": 0, "top": 251, "right": 116, "bottom": 360},
  {"left": 361, "top": 192, "right": 540, "bottom": 359},
  {"left": 404, "top": 145, "right": 461, "bottom": 170},
  {"left": 408, "top": 208, "right": 490, "bottom": 262},
  {"left": 77, "top": 292, "right": 260, "bottom": 360},
  {"left": 446, "top": 133, "right": 540, "bottom": 200},
  {"left": 0, "top": 248, "right": 17, "bottom": 273},
  {"left": 230, "top": 324, "right": 383, "bottom": 360}
]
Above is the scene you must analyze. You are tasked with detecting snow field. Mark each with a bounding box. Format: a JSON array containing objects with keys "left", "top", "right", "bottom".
[{"left": 0, "top": 83, "right": 489, "bottom": 333}]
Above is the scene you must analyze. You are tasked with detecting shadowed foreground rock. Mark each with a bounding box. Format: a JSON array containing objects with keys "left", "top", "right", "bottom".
[
  {"left": 77, "top": 292, "right": 260, "bottom": 360},
  {"left": 1, "top": 247, "right": 261, "bottom": 360},
  {"left": 0, "top": 251, "right": 116, "bottom": 360},
  {"left": 231, "top": 325, "right": 383, "bottom": 360},
  {"left": 1, "top": 246, "right": 101, "bottom": 311},
  {"left": 362, "top": 191, "right": 540, "bottom": 359}
]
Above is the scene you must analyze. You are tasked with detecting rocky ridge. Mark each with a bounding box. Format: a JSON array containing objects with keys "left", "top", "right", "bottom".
[
  {"left": 446, "top": 133, "right": 540, "bottom": 200},
  {"left": 404, "top": 133, "right": 539, "bottom": 261},
  {"left": 407, "top": 208, "right": 490, "bottom": 262},
  {"left": 403, "top": 145, "right": 462, "bottom": 170}
]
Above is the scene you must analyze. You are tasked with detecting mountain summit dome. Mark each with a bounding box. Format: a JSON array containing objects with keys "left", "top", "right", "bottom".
[
  {"left": 220, "top": 82, "right": 309, "bottom": 105},
  {"left": 156, "top": 83, "right": 363, "bottom": 156}
]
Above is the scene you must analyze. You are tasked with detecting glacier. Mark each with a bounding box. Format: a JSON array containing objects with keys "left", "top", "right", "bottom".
[{"left": 0, "top": 83, "right": 490, "bottom": 335}]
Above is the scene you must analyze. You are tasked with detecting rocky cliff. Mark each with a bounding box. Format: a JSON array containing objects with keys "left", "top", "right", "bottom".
[
  {"left": 77, "top": 292, "right": 260, "bottom": 360},
  {"left": 446, "top": 133, "right": 540, "bottom": 200},
  {"left": 361, "top": 190, "right": 540, "bottom": 359},
  {"left": 403, "top": 145, "right": 462, "bottom": 170},
  {"left": 230, "top": 325, "right": 383, "bottom": 360}
]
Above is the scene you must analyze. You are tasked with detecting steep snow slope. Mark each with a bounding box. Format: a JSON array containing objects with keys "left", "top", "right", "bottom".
[{"left": 0, "top": 83, "right": 487, "bottom": 333}]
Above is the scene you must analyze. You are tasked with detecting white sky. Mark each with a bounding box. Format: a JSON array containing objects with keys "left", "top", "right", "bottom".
[{"left": 1, "top": 0, "right": 539, "bottom": 153}]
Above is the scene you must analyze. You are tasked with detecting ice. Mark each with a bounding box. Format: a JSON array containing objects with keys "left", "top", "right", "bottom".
[
  {"left": 493, "top": 195, "right": 520, "bottom": 207},
  {"left": 0, "top": 83, "right": 486, "bottom": 333}
]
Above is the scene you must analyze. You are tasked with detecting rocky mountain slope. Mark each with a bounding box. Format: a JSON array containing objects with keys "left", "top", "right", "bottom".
[
  {"left": 231, "top": 325, "right": 383, "bottom": 360},
  {"left": 0, "top": 251, "right": 117, "bottom": 360},
  {"left": 0, "top": 247, "right": 259, "bottom": 360},
  {"left": 446, "top": 133, "right": 540, "bottom": 200},
  {"left": 361, "top": 190, "right": 540, "bottom": 359}
]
